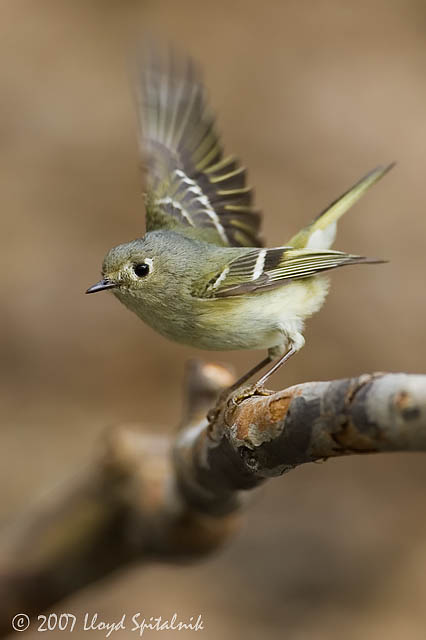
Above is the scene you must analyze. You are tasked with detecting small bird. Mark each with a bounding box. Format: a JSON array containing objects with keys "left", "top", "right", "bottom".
[{"left": 87, "top": 54, "right": 392, "bottom": 389}]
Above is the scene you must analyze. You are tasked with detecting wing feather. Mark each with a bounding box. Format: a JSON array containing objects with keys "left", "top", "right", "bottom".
[
  {"left": 202, "top": 247, "right": 383, "bottom": 298},
  {"left": 138, "top": 53, "right": 262, "bottom": 247}
]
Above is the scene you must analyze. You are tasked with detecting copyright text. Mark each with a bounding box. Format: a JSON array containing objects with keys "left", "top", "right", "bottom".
[{"left": 11, "top": 612, "right": 205, "bottom": 636}]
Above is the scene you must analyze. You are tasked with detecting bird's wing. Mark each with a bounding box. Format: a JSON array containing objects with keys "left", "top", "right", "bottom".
[
  {"left": 198, "top": 247, "right": 382, "bottom": 298},
  {"left": 138, "top": 53, "right": 262, "bottom": 247}
]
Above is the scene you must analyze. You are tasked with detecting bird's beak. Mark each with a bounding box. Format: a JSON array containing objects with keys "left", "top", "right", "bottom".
[{"left": 85, "top": 279, "right": 117, "bottom": 294}]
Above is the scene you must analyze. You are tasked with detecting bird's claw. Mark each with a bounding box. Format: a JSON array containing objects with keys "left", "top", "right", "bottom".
[
  {"left": 208, "top": 382, "right": 273, "bottom": 424},
  {"left": 231, "top": 383, "right": 274, "bottom": 405}
]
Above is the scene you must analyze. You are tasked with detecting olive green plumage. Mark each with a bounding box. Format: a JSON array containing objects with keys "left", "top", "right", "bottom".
[{"left": 87, "top": 53, "right": 392, "bottom": 386}]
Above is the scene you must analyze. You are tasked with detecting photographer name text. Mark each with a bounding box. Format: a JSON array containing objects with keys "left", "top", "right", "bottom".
[{"left": 11, "top": 612, "right": 204, "bottom": 636}]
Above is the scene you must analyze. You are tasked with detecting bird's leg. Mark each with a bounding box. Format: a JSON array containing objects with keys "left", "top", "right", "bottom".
[
  {"left": 228, "top": 355, "right": 273, "bottom": 391},
  {"left": 207, "top": 335, "right": 304, "bottom": 422},
  {"left": 231, "top": 333, "right": 305, "bottom": 404},
  {"left": 256, "top": 344, "right": 298, "bottom": 386},
  {"left": 207, "top": 355, "right": 272, "bottom": 424},
  {"left": 229, "top": 345, "right": 299, "bottom": 406}
]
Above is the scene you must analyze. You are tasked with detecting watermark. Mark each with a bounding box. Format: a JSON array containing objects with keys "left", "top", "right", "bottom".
[{"left": 11, "top": 612, "right": 204, "bottom": 636}]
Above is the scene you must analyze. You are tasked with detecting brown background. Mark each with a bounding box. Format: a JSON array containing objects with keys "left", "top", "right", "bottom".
[{"left": 1, "top": 1, "right": 426, "bottom": 638}]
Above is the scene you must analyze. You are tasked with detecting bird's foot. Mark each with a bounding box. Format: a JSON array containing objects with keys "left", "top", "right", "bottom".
[
  {"left": 207, "top": 382, "right": 273, "bottom": 424},
  {"left": 231, "top": 382, "right": 274, "bottom": 405}
]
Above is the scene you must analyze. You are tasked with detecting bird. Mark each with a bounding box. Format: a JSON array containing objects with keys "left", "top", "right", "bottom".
[{"left": 86, "top": 53, "right": 392, "bottom": 390}]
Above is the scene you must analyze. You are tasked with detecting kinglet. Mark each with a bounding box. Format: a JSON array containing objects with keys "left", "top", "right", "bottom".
[{"left": 87, "top": 55, "right": 392, "bottom": 388}]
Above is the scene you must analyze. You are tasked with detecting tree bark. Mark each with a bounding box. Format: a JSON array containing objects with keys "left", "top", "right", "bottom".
[{"left": 0, "top": 363, "right": 425, "bottom": 635}]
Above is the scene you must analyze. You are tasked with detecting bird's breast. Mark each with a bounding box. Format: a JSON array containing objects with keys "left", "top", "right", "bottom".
[{"left": 113, "top": 276, "right": 329, "bottom": 352}]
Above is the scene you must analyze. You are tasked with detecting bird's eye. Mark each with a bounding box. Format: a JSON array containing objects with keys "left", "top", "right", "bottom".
[{"left": 133, "top": 262, "right": 150, "bottom": 278}]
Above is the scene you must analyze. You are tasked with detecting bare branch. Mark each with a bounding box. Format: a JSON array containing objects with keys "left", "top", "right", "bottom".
[
  {"left": 173, "top": 372, "right": 426, "bottom": 515},
  {"left": 0, "top": 365, "right": 425, "bottom": 633}
]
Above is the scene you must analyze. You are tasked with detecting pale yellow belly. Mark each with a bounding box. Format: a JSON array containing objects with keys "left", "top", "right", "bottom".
[
  {"left": 117, "top": 276, "right": 329, "bottom": 353},
  {"left": 189, "top": 276, "right": 330, "bottom": 352}
]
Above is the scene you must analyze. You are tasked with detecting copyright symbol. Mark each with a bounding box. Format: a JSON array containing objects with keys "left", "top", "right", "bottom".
[{"left": 11, "top": 614, "right": 30, "bottom": 632}]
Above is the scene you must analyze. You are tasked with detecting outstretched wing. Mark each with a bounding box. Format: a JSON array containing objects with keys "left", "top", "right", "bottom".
[
  {"left": 200, "top": 247, "right": 383, "bottom": 298},
  {"left": 138, "top": 53, "right": 262, "bottom": 247}
]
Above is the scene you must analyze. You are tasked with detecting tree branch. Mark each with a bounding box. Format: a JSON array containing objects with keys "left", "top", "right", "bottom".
[{"left": 0, "top": 365, "right": 425, "bottom": 634}]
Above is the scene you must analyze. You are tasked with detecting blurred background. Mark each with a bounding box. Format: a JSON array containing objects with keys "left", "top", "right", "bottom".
[{"left": 1, "top": 0, "right": 426, "bottom": 638}]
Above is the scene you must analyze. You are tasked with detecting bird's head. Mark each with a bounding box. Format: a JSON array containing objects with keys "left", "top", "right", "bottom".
[
  {"left": 86, "top": 237, "right": 162, "bottom": 300},
  {"left": 86, "top": 230, "right": 200, "bottom": 304}
]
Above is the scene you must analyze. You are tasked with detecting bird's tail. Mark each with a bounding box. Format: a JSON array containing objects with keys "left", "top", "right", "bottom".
[{"left": 287, "top": 164, "right": 394, "bottom": 250}]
